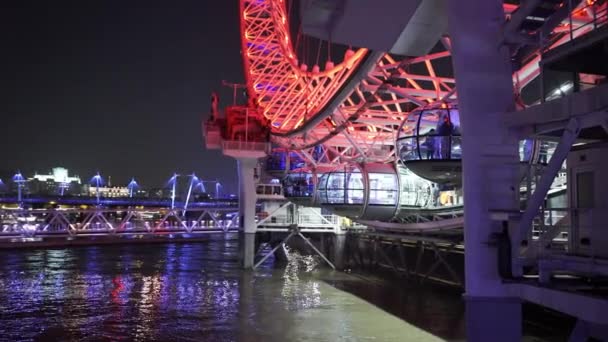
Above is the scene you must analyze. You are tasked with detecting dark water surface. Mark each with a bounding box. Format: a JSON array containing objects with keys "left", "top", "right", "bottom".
[
  {"left": 0, "top": 237, "right": 463, "bottom": 341},
  {"left": 0, "top": 237, "right": 565, "bottom": 341}
]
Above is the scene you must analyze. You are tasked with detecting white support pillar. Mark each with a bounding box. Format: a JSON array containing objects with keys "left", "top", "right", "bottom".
[
  {"left": 447, "top": 0, "right": 522, "bottom": 341},
  {"left": 238, "top": 157, "right": 258, "bottom": 269}
]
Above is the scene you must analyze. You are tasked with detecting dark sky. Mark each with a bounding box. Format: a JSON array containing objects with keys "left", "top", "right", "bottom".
[{"left": 0, "top": 1, "right": 243, "bottom": 193}]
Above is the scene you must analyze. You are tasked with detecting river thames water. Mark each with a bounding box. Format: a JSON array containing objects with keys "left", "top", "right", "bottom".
[{"left": 0, "top": 236, "right": 570, "bottom": 341}]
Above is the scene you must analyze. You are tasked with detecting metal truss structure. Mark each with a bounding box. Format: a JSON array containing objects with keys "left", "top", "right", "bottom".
[
  {"left": 240, "top": 0, "right": 603, "bottom": 169},
  {"left": 0, "top": 207, "right": 239, "bottom": 238},
  {"left": 346, "top": 232, "right": 464, "bottom": 287},
  {"left": 255, "top": 201, "right": 342, "bottom": 233}
]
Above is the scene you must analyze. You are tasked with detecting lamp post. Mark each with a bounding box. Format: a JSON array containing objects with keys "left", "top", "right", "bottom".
[
  {"left": 168, "top": 173, "right": 179, "bottom": 210},
  {"left": 183, "top": 173, "right": 199, "bottom": 215},
  {"left": 197, "top": 180, "right": 222, "bottom": 199},
  {"left": 12, "top": 171, "right": 25, "bottom": 206},
  {"left": 91, "top": 172, "right": 103, "bottom": 204},
  {"left": 59, "top": 182, "right": 69, "bottom": 196},
  {"left": 215, "top": 181, "right": 222, "bottom": 199},
  {"left": 127, "top": 177, "right": 139, "bottom": 198},
  {"left": 222, "top": 80, "right": 247, "bottom": 106}
]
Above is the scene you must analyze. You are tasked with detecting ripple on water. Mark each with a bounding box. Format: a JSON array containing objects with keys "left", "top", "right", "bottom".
[{"left": 0, "top": 241, "right": 462, "bottom": 341}]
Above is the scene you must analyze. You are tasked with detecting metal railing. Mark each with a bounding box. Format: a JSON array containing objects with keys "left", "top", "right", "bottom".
[
  {"left": 397, "top": 135, "right": 462, "bottom": 161},
  {"left": 526, "top": 207, "right": 608, "bottom": 260},
  {"left": 222, "top": 140, "right": 270, "bottom": 153},
  {"left": 258, "top": 213, "right": 339, "bottom": 227},
  {"left": 523, "top": 206, "right": 608, "bottom": 282},
  {"left": 566, "top": 1, "right": 607, "bottom": 42},
  {"left": 298, "top": 213, "right": 339, "bottom": 226},
  {"left": 538, "top": 2, "right": 607, "bottom": 102},
  {"left": 0, "top": 207, "right": 239, "bottom": 239},
  {"left": 204, "top": 122, "right": 222, "bottom": 147},
  {"left": 531, "top": 207, "right": 570, "bottom": 240},
  {"left": 255, "top": 183, "right": 284, "bottom": 197},
  {"left": 256, "top": 204, "right": 342, "bottom": 233},
  {"left": 540, "top": 2, "right": 607, "bottom": 50}
]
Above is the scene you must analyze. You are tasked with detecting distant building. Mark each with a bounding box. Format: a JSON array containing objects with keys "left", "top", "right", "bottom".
[
  {"left": 86, "top": 185, "right": 129, "bottom": 198},
  {"left": 27, "top": 167, "right": 82, "bottom": 196},
  {"left": 31, "top": 167, "right": 81, "bottom": 184},
  {"left": 147, "top": 187, "right": 175, "bottom": 199}
]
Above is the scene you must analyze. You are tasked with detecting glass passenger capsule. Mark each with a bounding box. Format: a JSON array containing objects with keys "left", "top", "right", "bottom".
[
  {"left": 396, "top": 102, "right": 558, "bottom": 186},
  {"left": 315, "top": 163, "right": 436, "bottom": 221},
  {"left": 396, "top": 102, "right": 462, "bottom": 185}
]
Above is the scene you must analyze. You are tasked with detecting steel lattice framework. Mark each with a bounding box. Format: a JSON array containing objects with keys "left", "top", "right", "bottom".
[
  {"left": 240, "top": 0, "right": 368, "bottom": 133},
  {"left": 240, "top": 0, "right": 603, "bottom": 169}
]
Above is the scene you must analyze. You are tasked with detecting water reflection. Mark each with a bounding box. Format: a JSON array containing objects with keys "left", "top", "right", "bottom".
[
  {"left": 280, "top": 249, "right": 322, "bottom": 311},
  {"left": 0, "top": 238, "right": 457, "bottom": 341}
]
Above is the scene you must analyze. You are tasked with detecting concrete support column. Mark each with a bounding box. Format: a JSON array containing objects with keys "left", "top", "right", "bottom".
[
  {"left": 238, "top": 158, "right": 258, "bottom": 269},
  {"left": 447, "top": 0, "right": 522, "bottom": 340},
  {"left": 318, "top": 234, "right": 327, "bottom": 257},
  {"left": 332, "top": 233, "right": 346, "bottom": 270},
  {"left": 465, "top": 296, "right": 522, "bottom": 342}
]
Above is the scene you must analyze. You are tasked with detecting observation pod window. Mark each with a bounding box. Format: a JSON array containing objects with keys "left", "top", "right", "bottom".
[
  {"left": 256, "top": 184, "right": 282, "bottom": 196},
  {"left": 518, "top": 139, "right": 559, "bottom": 164},
  {"left": 368, "top": 171, "right": 398, "bottom": 206},
  {"left": 519, "top": 139, "right": 534, "bottom": 163},
  {"left": 283, "top": 172, "right": 315, "bottom": 198},
  {"left": 318, "top": 167, "right": 364, "bottom": 205},
  {"left": 397, "top": 166, "right": 433, "bottom": 208},
  {"left": 397, "top": 103, "right": 461, "bottom": 162},
  {"left": 360, "top": 164, "right": 400, "bottom": 221},
  {"left": 266, "top": 151, "right": 306, "bottom": 172}
]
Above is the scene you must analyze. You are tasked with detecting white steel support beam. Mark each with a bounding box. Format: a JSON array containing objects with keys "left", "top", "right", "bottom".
[
  {"left": 238, "top": 157, "right": 259, "bottom": 269},
  {"left": 516, "top": 118, "right": 581, "bottom": 251},
  {"left": 448, "top": 0, "right": 522, "bottom": 340}
]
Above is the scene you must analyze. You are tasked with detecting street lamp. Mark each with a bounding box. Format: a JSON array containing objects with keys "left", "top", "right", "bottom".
[
  {"left": 215, "top": 182, "right": 222, "bottom": 199},
  {"left": 183, "top": 172, "right": 199, "bottom": 214},
  {"left": 90, "top": 172, "right": 104, "bottom": 204},
  {"left": 167, "top": 173, "right": 179, "bottom": 210},
  {"left": 58, "top": 181, "right": 70, "bottom": 196},
  {"left": 12, "top": 171, "right": 26, "bottom": 206},
  {"left": 127, "top": 177, "right": 139, "bottom": 198},
  {"left": 197, "top": 180, "right": 222, "bottom": 198},
  {"left": 222, "top": 80, "right": 247, "bottom": 106}
]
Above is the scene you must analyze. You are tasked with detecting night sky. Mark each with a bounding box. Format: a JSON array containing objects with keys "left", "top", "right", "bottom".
[{"left": 0, "top": 1, "right": 243, "bottom": 193}]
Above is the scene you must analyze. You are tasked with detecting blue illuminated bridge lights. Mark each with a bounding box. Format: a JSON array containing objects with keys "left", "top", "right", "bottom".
[
  {"left": 167, "top": 173, "right": 179, "bottom": 209},
  {"left": 183, "top": 173, "right": 201, "bottom": 214},
  {"left": 12, "top": 171, "right": 25, "bottom": 183},
  {"left": 12, "top": 171, "right": 26, "bottom": 204},
  {"left": 90, "top": 172, "right": 105, "bottom": 204},
  {"left": 127, "top": 177, "right": 139, "bottom": 198}
]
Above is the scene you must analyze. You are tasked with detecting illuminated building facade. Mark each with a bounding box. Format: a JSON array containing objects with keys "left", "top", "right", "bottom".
[{"left": 27, "top": 167, "right": 82, "bottom": 195}]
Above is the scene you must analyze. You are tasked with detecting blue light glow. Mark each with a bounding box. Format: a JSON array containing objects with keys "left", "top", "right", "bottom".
[
  {"left": 196, "top": 181, "right": 206, "bottom": 193},
  {"left": 216, "top": 182, "right": 222, "bottom": 199},
  {"left": 13, "top": 171, "right": 25, "bottom": 204},
  {"left": 246, "top": 42, "right": 277, "bottom": 55},
  {"left": 254, "top": 82, "right": 286, "bottom": 92},
  {"left": 90, "top": 172, "right": 104, "bottom": 204},
  {"left": 12, "top": 171, "right": 25, "bottom": 183},
  {"left": 128, "top": 177, "right": 139, "bottom": 198},
  {"left": 168, "top": 173, "right": 178, "bottom": 209},
  {"left": 90, "top": 172, "right": 104, "bottom": 186},
  {"left": 167, "top": 173, "right": 178, "bottom": 186},
  {"left": 183, "top": 173, "right": 198, "bottom": 214}
]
